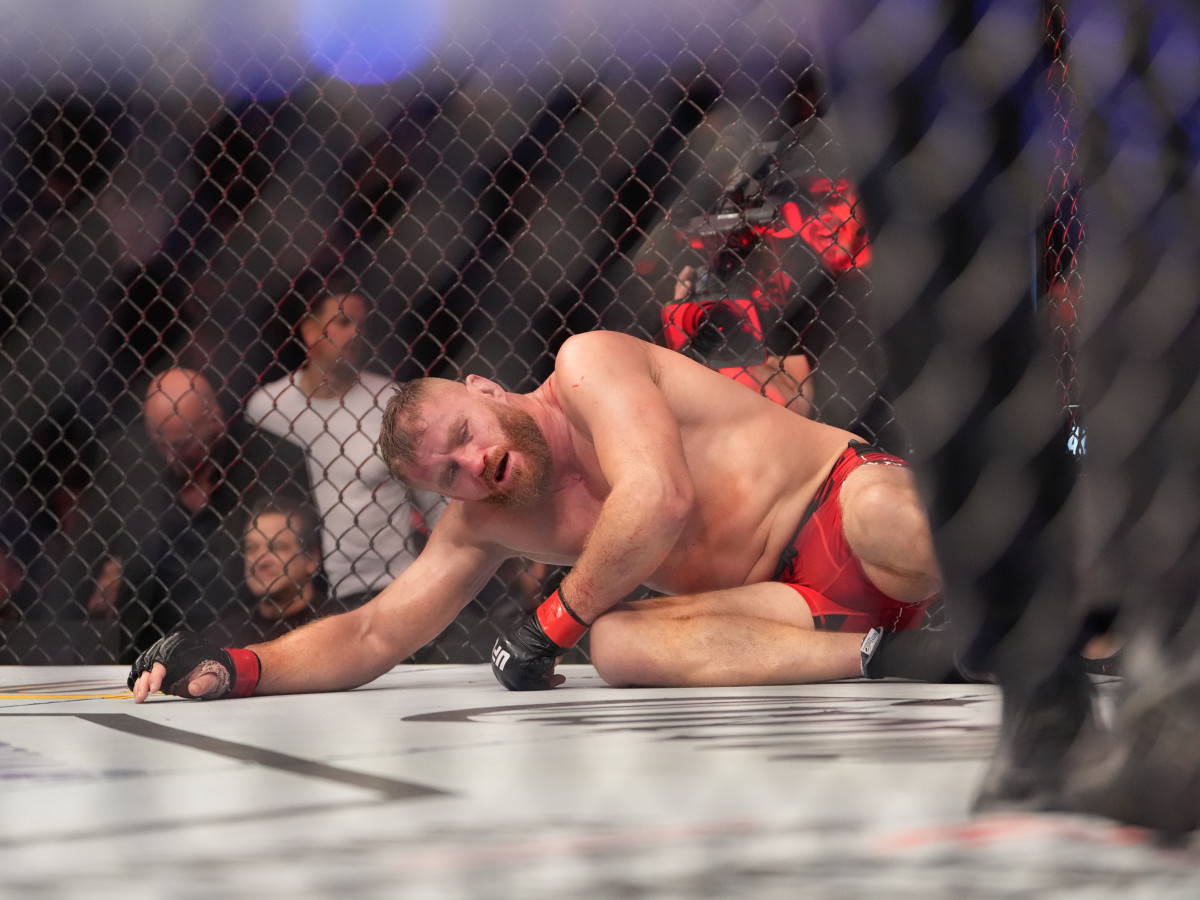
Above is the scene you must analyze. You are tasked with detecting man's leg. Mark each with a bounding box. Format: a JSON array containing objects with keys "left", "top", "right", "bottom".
[
  {"left": 589, "top": 583, "right": 863, "bottom": 687},
  {"left": 839, "top": 462, "right": 943, "bottom": 606}
]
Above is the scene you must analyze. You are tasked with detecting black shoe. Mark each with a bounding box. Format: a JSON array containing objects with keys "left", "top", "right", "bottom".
[
  {"left": 1060, "top": 666, "right": 1200, "bottom": 843},
  {"left": 972, "top": 657, "right": 1096, "bottom": 814}
]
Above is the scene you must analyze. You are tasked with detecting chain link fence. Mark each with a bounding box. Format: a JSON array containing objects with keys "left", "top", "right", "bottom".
[{"left": 3, "top": 0, "right": 1179, "bottom": 674}]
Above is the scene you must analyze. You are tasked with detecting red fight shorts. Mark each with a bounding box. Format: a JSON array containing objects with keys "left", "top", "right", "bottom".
[{"left": 773, "top": 441, "right": 933, "bottom": 633}]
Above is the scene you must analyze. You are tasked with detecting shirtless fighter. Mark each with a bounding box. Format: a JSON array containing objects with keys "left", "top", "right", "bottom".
[{"left": 129, "top": 331, "right": 956, "bottom": 701}]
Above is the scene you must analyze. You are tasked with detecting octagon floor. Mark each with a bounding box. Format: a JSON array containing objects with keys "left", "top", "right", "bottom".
[{"left": 1, "top": 665, "right": 1196, "bottom": 898}]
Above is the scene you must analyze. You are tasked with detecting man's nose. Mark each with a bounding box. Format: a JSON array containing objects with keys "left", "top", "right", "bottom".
[{"left": 456, "top": 446, "right": 489, "bottom": 479}]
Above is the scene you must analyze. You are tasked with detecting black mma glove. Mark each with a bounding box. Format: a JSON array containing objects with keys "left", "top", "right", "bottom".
[
  {"left": 859, "top": 626, "right": 974, "bottom": 683},
  {"left": 492, "top": 587, "right": 589, "bottom": 691},
  {"left": 127, "top": 631, "right": 262, "bottom": 700}
]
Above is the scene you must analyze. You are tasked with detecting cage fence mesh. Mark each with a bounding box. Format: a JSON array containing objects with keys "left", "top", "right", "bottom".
[{"left": 0, "top": 0, "right": 1191, "bottom": 672}]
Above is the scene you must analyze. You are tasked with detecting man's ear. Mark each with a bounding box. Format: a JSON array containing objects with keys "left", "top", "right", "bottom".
[{"left": 464, "top": 374, "right": 505, "bottom": 400}]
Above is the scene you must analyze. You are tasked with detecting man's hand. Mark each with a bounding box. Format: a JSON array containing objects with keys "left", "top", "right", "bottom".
[
  {"left": 674, "top": 265, "right": 697, "bottom": 301},
  {"left": 491, "top": 588, "right": 588, "bottom": 691},
  {"left": 127, "top": 632, "right": 261, "bottom": 702}
]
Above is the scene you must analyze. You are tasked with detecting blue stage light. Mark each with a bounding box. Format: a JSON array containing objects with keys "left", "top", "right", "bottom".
[{"left": 302, "top": 0, "right": 442, "bottom": 85}]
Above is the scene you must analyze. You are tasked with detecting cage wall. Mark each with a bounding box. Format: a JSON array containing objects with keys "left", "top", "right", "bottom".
[{"left": 0, "top": 0, "right": 1106, "bottom": 666}]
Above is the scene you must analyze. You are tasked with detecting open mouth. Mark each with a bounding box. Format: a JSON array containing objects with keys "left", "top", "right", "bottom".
[{"left": 494, "top": 453, "right": 510, "bottom": 483}]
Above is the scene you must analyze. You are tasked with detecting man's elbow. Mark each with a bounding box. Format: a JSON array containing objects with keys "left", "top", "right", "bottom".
[{"left": 655, "top": 477, "right": 695, "bottom": 531}]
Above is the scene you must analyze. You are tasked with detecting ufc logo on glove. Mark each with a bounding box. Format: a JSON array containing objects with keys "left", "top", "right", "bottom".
[{"left": 491, "top": 641, "right": 512, "bottom": 671}]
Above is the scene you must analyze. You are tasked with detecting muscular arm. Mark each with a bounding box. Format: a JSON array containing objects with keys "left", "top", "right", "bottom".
[
  {"left": 552, "top": 332, "right": 695, "bottom": 623},
  {"left": 132, "top": 509, "right": 507, "bottom": 700},
  {"left": 256, "top": 523, "right": 502, "bottom": 693}
]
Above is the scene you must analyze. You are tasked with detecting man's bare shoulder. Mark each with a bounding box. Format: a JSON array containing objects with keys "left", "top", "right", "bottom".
[
  {"left": 555, "top": 330, "right": 741, "bottom": 385},
  {"left": 556, "top": 329, "right": 645, "bottom": 353},
  {"left": 428, "top": 496, "right": 546, "bottom": 555},
  {"left": 549, "top": 332, "right": 692, "bottom": 411},
  {"left": 552, "top": 330, "right": 654, "bottom": 379}
]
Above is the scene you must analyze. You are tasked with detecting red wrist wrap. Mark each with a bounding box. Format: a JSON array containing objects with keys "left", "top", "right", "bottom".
[
  {"left": 536, "top": 589, "right": 589, "bottom": 648},
  {"left": 227, "top": 648, "right": 262, "bottom": 698}
]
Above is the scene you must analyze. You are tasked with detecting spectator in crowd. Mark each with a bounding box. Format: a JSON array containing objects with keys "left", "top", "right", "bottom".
[
  {"left": 244, "top": 284, "right": 440, "bottom": 610},
  {"left": 206, "top": 497, "right": 332, "bottom": 647},
  {"left": 51, "top": 367, "right": 311, "bottom": 661},
  {"left": 0, "top": 543, "right": 23, "bottom": 625},
  {"left": 0, "top": 455, "right": 97, "bottom": 663},
  {"left": 0, "top": 528, "right": 33, "bottom": 664}
]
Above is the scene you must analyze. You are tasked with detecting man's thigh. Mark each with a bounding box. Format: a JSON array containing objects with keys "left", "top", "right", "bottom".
[
  {"left": 589, "top": 583, "right": 856, "bottom": 688},
  {"left": 601, "top": 582, "right": 817, "bottom": 630}
]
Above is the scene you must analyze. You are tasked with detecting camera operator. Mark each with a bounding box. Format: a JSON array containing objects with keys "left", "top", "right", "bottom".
[{"left": 665, "top": 136, "right": 891, "bottom": 440}]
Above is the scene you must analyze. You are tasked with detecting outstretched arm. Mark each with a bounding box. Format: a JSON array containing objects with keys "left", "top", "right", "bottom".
[
  {"left": 131, "top": 512, "right": 506, "bottom": 701},
  {"left": 257, "top": 525, "right": 502, "bottom": 694}
]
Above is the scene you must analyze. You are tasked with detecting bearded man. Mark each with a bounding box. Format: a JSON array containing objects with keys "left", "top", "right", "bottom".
[{"left": 129, "top": 331, "right": 956, "bottom": 701}]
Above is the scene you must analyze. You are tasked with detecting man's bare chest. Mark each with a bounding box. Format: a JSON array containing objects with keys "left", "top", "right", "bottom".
[{"left": 495, "top": 477, "right": 607, "bottom": 563}]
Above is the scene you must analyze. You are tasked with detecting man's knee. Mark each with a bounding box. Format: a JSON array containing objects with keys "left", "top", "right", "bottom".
[
  {"left": 585, "top": 619, "right": 633, "bottom": 686},
  {"left": 848, "top": 466, "right": 923, "bottom": 522},
  {"left": 847, "top": 462, "right": 920, "bottom": 522},
  {"left": 588, "top": 614, "right": 643, "bottom": 687},
  {"left": 844, "top": 467, "right": 942, "bottom": 598}
]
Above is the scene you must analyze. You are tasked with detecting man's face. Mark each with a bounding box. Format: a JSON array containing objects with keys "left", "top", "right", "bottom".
[
  {"left": 404, "top": 385, "right": 552, "bottom": 508},
  {"left": 144, "top": 395, "right": 224, "bottom": 477},
  {"left": 243, "top": 512, "right": 318, "bottom": 607},
  {"left": 306, "top": 293, "right": 367, "bottom": 375}
]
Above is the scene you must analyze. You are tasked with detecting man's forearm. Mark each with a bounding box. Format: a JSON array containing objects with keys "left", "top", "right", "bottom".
[
  {"left": 562, "top": 481, "right": 691, "bottom": 622},
  {"left": 248, "top": 606, "right": 407, "bottom": 695},
  {"left": 490, "top": 481, "right": 690, "bottom": 691}
]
